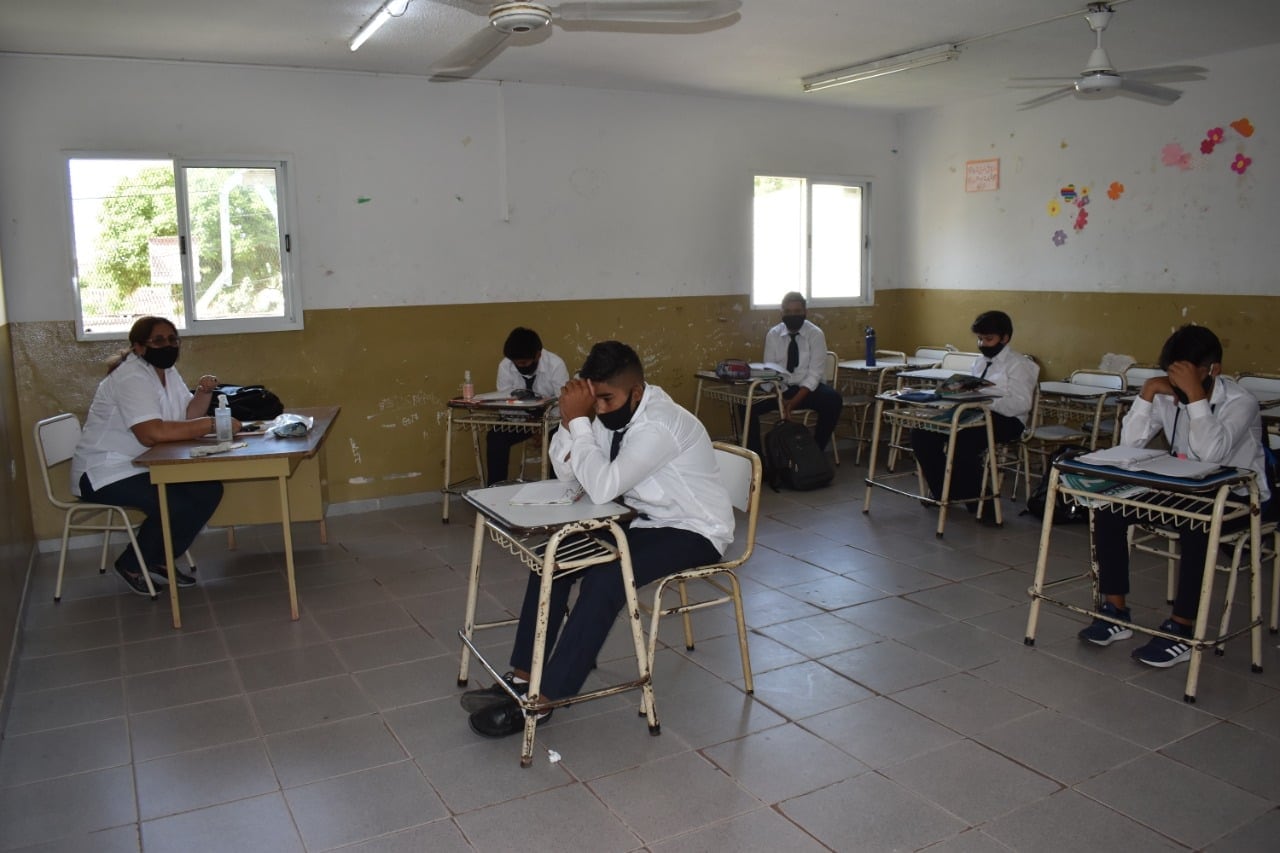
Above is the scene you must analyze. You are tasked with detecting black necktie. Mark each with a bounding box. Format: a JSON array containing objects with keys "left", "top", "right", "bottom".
[
  {"left": 610, "top": 429, "right": 626, "bottom": 461},
  {"left": 980, "top": 361, "right": 992, "bottom": 380},
  {"left": 786, "top": 333, "right": 800, "bottom": 372},
  {"left": 523, "top": 372, "right": 535, "bottom": 391}
]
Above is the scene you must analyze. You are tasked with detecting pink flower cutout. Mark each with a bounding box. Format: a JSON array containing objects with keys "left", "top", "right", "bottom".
[
  {"left": 1206, "top": 127, "right": 1225, "bottom": 145},
  {"left": 1231, "top": 154, "right": 1253, "bottom": 175},
  {"left": 1052, "top": 230, "right": 1067, "bottom": 246},
  {"left": 1107, "top": 181, "right": 1125, "bottom": 200},
  {"left": 1200, "top": 139, "right": 1216, "bottom": 155},
  {"left": 1076, "top": 194, "right": 1090, "bottom": 208},
  {"left": 1074, "top": 209, "right": 1089, "bottom": 232},
  {"left": 1161, "top": 143, "right": 1192, "bottom": 171}
]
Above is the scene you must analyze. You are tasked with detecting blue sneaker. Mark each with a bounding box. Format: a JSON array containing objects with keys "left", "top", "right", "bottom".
[
  {"left": 1132, "top": 619, "right": 1194, "bottom": 668},
  {"left": 1078, "top": 601, "right": 1133, "bottom": 646}
]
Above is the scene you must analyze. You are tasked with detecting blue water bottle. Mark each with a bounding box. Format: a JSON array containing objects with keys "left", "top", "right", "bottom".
[{"left": 865, "top": 326, "right": 877, "bottom": 366}]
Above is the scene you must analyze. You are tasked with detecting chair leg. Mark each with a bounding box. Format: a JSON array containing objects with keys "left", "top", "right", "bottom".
[
  {"left": 1216, "top": 537, "right": 1248, "bottom": 654},
  {"left": 54, "top": 514, "right": 75, "bottom": 603},
  {"left": 97, "top": 528, "right": 112, "bottom": 573},
  {"left": 725, "top": 571, "right": 754, "bottom": 694},
  {"left": 677, "top": 580, "right": 695, "bottom": 651}
]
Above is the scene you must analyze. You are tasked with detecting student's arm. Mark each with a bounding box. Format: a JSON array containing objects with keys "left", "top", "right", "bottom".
[
  {"left": 564, "top": 419, "right": 681, "bottom": 505},
  {"left": 794, "top": 326, "right": 825, "bottom": 392},
  {"left": 496, "top": 359, "right": 518, "bottom": 394},
  {"left": 546, "top": 355, "right": 571, "bottom": 393},
  {"left": 1186, "top": 392, "right": 1256, "bottom": 463},
  {"left": 120, "top": 371, "right": 239, "bottom": 446},
  {"left": 1119, "top": 395, "right": 1164, "bottom": 448},
  {"left": 185, "top": 373, "right": 218, "bottom": 419},
  {"left": 990, "top": 355, "right": 1036, "bottom": 420}
]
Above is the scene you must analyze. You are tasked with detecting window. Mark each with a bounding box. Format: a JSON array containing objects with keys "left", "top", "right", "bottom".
[
  {"left": 67, "top": 156, "right": 300, "bottom": 339},
  {"left": 752, "top": 175, "right": 870, "bottom": 307}
]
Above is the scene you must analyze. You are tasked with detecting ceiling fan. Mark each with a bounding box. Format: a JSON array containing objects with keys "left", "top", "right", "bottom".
[
  {"left": 349, "top": 1, "right": 742, "bottom": 76},
  {"left": 1010, "top": 2, "right": 1207, "bottom": 109}
]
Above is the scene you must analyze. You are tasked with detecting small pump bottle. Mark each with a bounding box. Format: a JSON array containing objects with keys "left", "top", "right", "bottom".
[
  {"left": 462, "top": 370, "right": 474, "bottom": 401},
  {"left": 215, "top": 394, "right": 233, "bottom": 442}
]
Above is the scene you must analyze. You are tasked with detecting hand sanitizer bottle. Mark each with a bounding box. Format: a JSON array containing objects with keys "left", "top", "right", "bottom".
[
  {"left": 462, "top": 370, "right": 474, "bottom": 401},
  {"left": 215, "top": 394, "right": 233, "bottom": 442}
]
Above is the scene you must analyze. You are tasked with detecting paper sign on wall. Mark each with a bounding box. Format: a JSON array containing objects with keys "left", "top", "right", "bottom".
[{"left": 965, "top": 158, "right": 1000, "bottom": 192}]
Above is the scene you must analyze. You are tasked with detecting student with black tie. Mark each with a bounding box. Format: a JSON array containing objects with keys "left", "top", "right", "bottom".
[
  {"left": 910, "top": 310, "right": 1038, "bottom": 519},
  {"left": 485, "top": 327, "right": 570, "bottom": 485},
  {"left": 745, "top": 291, "right": 843, "bottom": 456},
  {"left": 462, "top": 340, "right": 734, "bottom": 737}
]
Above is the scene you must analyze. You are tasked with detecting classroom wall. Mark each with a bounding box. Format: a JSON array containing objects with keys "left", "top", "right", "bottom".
[
  {"left": 895, "top": 42, "right": 1279, "bottom": 370},
  {"left": 0, "top": 253, "right": 38, "bottom": 710}
]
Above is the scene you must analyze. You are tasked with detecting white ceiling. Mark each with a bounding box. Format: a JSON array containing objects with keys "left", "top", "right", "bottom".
[{"left": 5, "top": 0, "right": 1280, "bottom": 110}]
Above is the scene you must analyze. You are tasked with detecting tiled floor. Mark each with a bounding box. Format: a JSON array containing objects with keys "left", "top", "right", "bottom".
[{"left": 3, "top": 455, "right": 1280, "bottom": 852}]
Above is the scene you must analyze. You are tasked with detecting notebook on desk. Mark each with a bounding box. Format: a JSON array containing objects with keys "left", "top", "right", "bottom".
[{"left": 1076, "top": 446, "right": 1223, "bottom": 479}]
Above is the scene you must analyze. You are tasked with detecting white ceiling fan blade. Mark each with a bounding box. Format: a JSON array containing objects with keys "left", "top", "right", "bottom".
[
  {"left": 431, "top": 26, "right": 512, "bottom": 75},
  {"left": 553, "top": 0, "right": 741, "bottom": 24},
  {"left": 1008, "top": 77, "right": 1079, "bottom": 87},
  {"left": 1118, "top": 78, "right": 1182, "bottom": 105},
  {"left": 1122, "top": 65, "right": 1207, "bottom": 83},
  {"left": 1018, "top": 87, "right": 1075, "bottom": 110}
]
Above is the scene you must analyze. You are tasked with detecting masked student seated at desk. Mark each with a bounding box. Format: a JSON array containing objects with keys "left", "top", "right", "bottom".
[
  {"left": 71, "top": 316, "right": 240, "bottom": 596},
  {"left": 743, "top": 291, "right": 842, "bottom": 456},
  {"left": 463, "top": 340, "right": 735, "bottom": 737},
  {"left": 1078, "top": 324, "right": 1276, "bottom": 667},
  {"left": 484, "top": 326, "right": 570, "bottom": 486},
  {"left": 910, "top": 310, "right": 1038, "bottom": 522}
]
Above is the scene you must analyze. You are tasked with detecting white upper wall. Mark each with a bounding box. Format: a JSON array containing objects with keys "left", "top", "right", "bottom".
[
  {"left": 0, "top": 54, "right": 902, "bottom": 322},
  {"left": 899, "top": 42, "right": 1277, "bottom": 294}
]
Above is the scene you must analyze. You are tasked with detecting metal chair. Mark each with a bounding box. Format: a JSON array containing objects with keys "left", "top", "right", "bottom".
[
  {"left": 1236, "top": 373, "right": 1280, "bottom": 408},
  {"left": 35, "top": 413, "right": 194, "bottom": 601},
  {"left": 643, "top": 443, "right": 761, "bottom": 702},
  {"left": 939, "top": 351, "right": 981, "bottom": 374},
  {"left": 836, "top": 355, "right": 902, "bottom": 465}
]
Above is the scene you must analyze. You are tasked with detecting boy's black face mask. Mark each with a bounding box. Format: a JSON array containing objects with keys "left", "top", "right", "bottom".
[{"left": 1173, "top": 375, "right": 1215, "bottom": 405}]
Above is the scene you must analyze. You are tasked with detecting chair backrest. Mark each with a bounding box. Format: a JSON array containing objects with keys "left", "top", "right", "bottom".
[
  {"left": 875, "top": 350, "right": 907, "bottom": 364},
  {"left": 940, "top": 351, "right": 980, "bottom": 373},
  {"left": 34, "top": 413, "right": 83, "bottom": 510},
  {"left": 822, "top": 350, "right": 838, "bottom": 384},
  {"left": 712, "top": 442, "right": 762, "bottom": 565},
  {"left": 914, "top": 346, "right": 950, "bottom": 362},
  {"left": 1124, "top": 365, "right": 1165, "bottom": 389},
  {"left": 1236, "top": 372, "right": 1280, "bottom": 403},
  {"left": 1068, "top": 369, "right": 1124, "bottom": 391}
]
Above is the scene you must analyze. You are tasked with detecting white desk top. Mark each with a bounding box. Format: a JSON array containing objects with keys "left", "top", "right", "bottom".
[
  {"left": 1038, "top": 381, "right": 1115, "bottom": 397},
  {"left": 463, "top": 482, "right": 629, "bottom": 533},
  {"left": 839, "top": 356, "right": 938, "bottom": 371},
  {"left": 900, "top": 368, "right": 964, "bottom": 381}
]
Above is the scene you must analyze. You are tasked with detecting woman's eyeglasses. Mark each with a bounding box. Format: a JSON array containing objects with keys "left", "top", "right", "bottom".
[{"left": 144, "top": 335, "right": 181, "bottom": 347}]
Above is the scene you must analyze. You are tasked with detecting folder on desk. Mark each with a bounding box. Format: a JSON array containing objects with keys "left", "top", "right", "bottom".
[{"left": 748, "top": 362, "right": 786, "bottom": 379}]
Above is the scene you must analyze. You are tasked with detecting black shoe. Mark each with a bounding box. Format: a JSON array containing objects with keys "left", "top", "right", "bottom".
[
  {"left": 468, "top": 698, "right": 551, "bottom": 738},
  {"left": 114, "top": 563, "right": 156, "bottom": 597},
  {"left": 147, "top": 565, "right": 196, "bottom": 588},
  {"left": 460, "top": 672, "right": 527, "bottom": 714}
]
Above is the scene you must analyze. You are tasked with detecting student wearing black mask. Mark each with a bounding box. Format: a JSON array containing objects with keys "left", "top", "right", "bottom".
[
  {"left": 486, "top": 327, "right": 570, "bottom": 485},
  {"left": 463, "top": 341, "right": 734, "bottom": 737},
  {"left": 1078, "top": 324, "right": 1274, "bottom": 667},
  {"left": 70, "top": 316, "right": 235, "bottom": 596},
  {"left": 911, "top": 310, "right": 1038, "bottom": 519},
  {"left": 744, "top": 291, "right": 843, "bottom": 457}
]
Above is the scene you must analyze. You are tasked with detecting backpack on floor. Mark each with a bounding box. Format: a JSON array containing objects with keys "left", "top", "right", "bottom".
[
  {"left": 763, "top": 420, "right": 834, "bottom": 492},
  {"left": 1025, "top": 444, "right": 1090, "bottom": 524}
]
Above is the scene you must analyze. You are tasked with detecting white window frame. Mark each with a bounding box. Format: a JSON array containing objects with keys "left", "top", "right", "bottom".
[
  {"left": 750, "top": 173, "right": 872, "bottom": 308},
  {"left": 66, "top": 152, "right": 302, "bottom": 341}
]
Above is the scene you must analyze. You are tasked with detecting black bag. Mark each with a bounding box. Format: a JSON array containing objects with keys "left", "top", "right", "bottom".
[
  {"left": 1025, "top": 445, "right": 1090, "bottom": 524},
  {"left": 763, "top": 421, "right": 834, "bottom": 491},
  {"left": 202, "top": 384, "right": 285, "bottom": 421}
]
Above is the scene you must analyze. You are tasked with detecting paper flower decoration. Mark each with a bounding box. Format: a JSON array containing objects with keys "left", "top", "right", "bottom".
[
  {"left": 1161, "top": 143, "right": 1192, "bottom": 170},
  {"left": 1230, "top": 117, "right": 1255, "bottom": 138},
  {"left": 1074, "top": 209, "right": 1089, "bottom": 232},
  {"left": 1047, "top": 200, "right": 1061, "bottom": 217},
  {"left": 1200, "top": 139, "right": 1217, "bottom": 155},
  {"left": 1076, "top": 194, "right": 1090, "bottom": 208},
  {"left": 1059, "top": 184, "right": 1077, "bottom": 202},
  {"left": 1052, "top": 230, "right": 1067, "bottom": 246},
  {"left": 1231, "top": 154, "right": 1253, "bottom": 175},
  {"left": 1107, "top": 181, "right": 1125, "bottom": 200},
  {"left": 1205, "top": 127, "right": 1225, "bottom": 145}
]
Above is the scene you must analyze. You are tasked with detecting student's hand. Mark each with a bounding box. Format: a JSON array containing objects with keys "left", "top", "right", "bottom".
[
  {"left": 559, "top": 379, "right": 595, "bottom": 425},
  {"left": 195, "top": 374, "right": 219, "bottom": 394},
  {"left": 780, "top": 400, "right": 796, "bottom": 420},
  {"left": 1139, "top": 375, "right": 1176, "bottom": 402},
  {"left": 1166, "top": 360, "right": 1207, "bottom": 403}
]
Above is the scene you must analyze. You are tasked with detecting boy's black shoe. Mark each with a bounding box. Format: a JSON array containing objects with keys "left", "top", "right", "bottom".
[
  {"left": 147, "top": 565, "right": 196, "bottom": 588},
  {"left": 468, "top": 698, "right": 551, "bottom": 738},
  {"left": 114, "top": 563, "right": 157, "bottom": 597},
  {"left": 460, "top": 672, "right": 527, "bottom": 714}
]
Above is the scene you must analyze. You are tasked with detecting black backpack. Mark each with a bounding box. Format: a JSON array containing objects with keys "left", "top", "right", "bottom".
[
  {"left": 202, "top": 384, "right": 285, "bottom": 421},
  {"left": 763, "top": 421, "right": 835, "bottom": 491},
  {"left": 1025, "top": 444, "right": 1090, "bottom": 524}
]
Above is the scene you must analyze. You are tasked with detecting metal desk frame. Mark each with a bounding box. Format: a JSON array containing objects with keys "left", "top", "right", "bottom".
[
  {"left": 1023, "top": 457, "right": 1263, "bottom": 703},
  {"left": 692, "top": 371, "right": 783, "bottom": 449},
  {"left": 441, "top": 398, "right": 556, "bottom": 523},
  {"left": 456, "top": 484, "right": 657, "bottom": 767}
]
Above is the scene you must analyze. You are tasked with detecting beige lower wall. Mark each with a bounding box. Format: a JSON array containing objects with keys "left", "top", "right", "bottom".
[
  {"left": 3, "top": 319, "right": 37, "bottom": 706},
  {"left": 14, "top": 290, "right": 1277, "bottom": 540}
]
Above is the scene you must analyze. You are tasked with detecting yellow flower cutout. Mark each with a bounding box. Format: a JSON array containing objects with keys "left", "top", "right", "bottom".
[{"left": 1047, "top": 199, "right": 1061, "bottom": 217}]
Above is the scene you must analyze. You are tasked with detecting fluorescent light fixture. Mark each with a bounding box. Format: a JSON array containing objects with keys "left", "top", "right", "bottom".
[
  {"left": 350, "top": 0, "right": 412, "bottom": 52},
  {"left": 802, "top": 43, "right": 960, "bottom": 93}
]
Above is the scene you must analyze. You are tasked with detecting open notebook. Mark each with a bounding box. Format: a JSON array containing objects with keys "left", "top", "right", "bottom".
[
  {"left": 508, "top": 481, "right": 584, "bottom": 506},
  {"left": 1076, "top": 446, "right": 1223, "bottom": 479}
]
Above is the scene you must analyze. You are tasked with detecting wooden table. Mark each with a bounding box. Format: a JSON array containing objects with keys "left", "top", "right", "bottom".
[{"left": 134, "top": 406, "right": 340, "bottom": 628}]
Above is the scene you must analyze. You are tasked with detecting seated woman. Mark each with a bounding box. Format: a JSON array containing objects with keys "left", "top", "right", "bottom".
[{"left": 70, "top": 316, "right": 239, "bottom": 595}]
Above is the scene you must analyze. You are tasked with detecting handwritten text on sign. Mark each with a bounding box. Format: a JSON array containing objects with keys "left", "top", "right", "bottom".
[{"left": 965, "top": 158, "right": 1000, "bottom": 192}]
